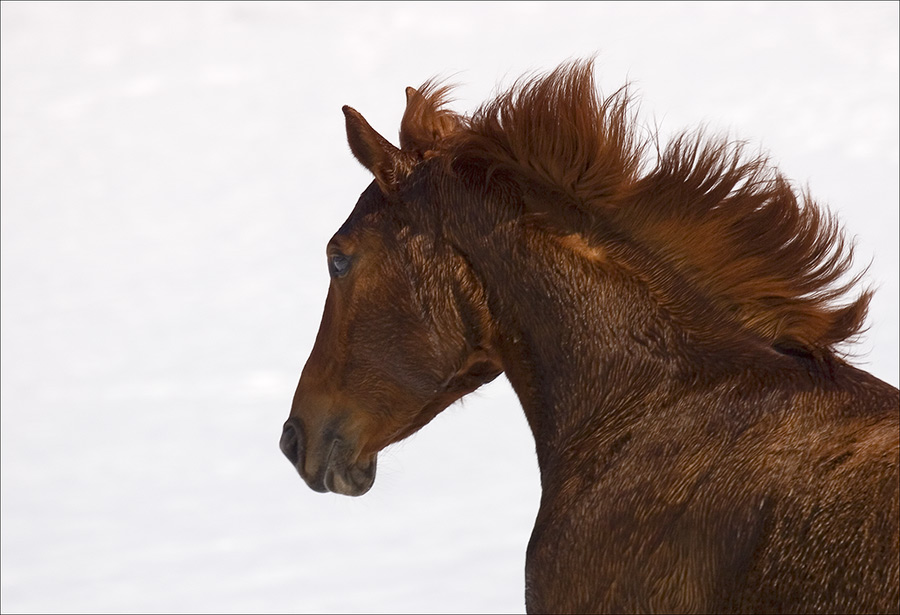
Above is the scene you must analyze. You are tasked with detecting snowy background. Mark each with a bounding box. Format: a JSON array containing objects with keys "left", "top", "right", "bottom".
[{"left": 1, "top": 2, "right": 897, "bottom": 613}]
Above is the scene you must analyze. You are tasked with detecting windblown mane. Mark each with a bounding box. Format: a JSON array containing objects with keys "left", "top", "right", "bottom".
[{"left": 398, "top": 61, "right": 871, "bottom": 356}]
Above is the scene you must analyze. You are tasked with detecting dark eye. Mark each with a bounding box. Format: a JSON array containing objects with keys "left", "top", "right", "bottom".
[{"left": 328, "top": 252, "right": 352, "bottom": 278}]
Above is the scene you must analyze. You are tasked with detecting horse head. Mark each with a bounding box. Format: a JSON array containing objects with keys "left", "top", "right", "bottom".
[{"left": 280, "top": 93, "right": 502, "bottom": 495}]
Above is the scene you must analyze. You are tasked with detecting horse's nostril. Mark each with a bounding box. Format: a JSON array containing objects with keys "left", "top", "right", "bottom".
[{"left": 279, "top": 418, "right": 304, "bottom": 466}]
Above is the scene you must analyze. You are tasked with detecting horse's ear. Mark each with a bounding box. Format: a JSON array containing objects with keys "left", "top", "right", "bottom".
[
  {"left": 343, "top": 105, "right": 404, "bottom": 192},
  {"left": 399, "top": 82, "right": 458, "bottom": 155}
]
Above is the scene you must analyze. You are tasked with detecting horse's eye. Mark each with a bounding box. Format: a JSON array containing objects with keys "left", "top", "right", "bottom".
[{"left": 328, "top": 253, "right": 352, "bottom": 278}]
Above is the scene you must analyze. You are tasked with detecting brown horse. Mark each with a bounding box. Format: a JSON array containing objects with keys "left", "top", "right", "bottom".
[{"left": 281, "top": 61, "right": 899, "bottom": 613}]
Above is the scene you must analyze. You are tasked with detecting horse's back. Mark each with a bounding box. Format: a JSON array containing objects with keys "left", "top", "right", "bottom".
[{"left": 731, "top": 365, "right": 899, "bottom": 613}]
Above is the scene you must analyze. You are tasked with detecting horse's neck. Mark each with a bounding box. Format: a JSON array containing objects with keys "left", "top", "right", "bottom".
[{"left": 472, "top": 226, "right": 690, "bottom": 471}]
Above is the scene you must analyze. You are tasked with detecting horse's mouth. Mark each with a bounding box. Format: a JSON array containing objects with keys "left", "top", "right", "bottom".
[
  {"left": 322, "top": 446, "right": 377, "bottom": 496},
  {"left": 280, "top": 418, "right": 377, "bottom": 497}
]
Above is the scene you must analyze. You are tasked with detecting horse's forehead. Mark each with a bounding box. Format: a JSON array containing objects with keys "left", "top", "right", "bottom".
[
  {"left": 336, "top": 180, "right": 390, "bottom": 236},
  {"left": 336, "top": 172, "right": 440, "bottom": 243}
]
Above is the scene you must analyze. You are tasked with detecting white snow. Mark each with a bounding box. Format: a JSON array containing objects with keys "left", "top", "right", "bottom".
[{"left": 2, "top": 2, "right": 897, "bottom": 613}]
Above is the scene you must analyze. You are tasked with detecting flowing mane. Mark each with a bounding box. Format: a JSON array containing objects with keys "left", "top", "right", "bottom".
[{"left": 397, "top": 60, "right": 871, "bottom": 356}]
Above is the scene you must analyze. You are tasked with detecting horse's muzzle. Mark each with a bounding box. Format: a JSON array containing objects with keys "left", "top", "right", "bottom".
[{"left": 280, "top": 417, "right": 376, "bottom": 496}]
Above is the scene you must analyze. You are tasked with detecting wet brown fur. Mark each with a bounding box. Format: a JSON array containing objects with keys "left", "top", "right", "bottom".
[{"left": 282, "top": 60, "right": 900, "bottom": 613}]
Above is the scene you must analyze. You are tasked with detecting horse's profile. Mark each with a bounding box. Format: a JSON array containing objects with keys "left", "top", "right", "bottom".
[{"left": 280, "top": 61, "right": 899, "bottom": 613}]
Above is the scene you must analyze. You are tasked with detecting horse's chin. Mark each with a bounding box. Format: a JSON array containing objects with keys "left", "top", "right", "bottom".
[
  {"left": 322, "top": 454, "right": 377, "bottom": 496},
  {"left": 303, "top": 437, "right": 376, "bottom": 496}
]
